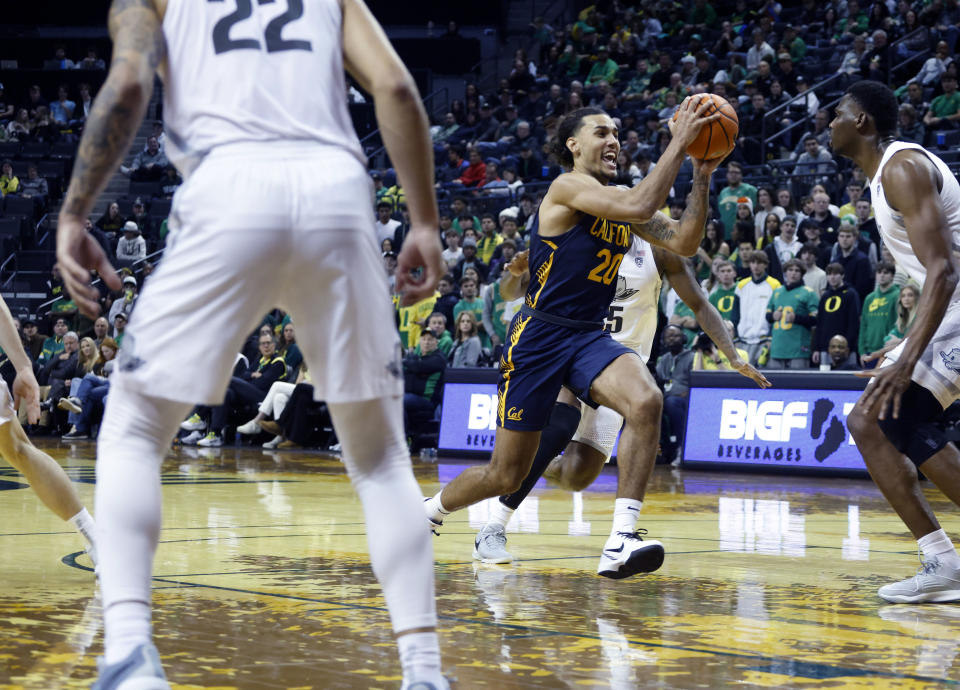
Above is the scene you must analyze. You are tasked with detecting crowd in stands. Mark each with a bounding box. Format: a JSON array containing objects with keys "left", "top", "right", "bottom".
[{"left": 4, "top": 1, "right": 959, "bottom": 455}]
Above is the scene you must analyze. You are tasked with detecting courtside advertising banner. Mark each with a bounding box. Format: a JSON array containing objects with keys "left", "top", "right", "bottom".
[{"left": 683, "top": 385, "right": 867, "bottom": 473}]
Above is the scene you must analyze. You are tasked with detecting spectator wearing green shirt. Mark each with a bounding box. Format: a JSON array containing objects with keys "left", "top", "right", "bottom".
[
  {"left": 765, "top": 259, "right": 819, "bottom": 368},
  {"left": 36, "top": 317, "right": 68, "bottom": 369},
  {"left": 782, "top": 25, "right": 806, "bottom": 61},
  {"left": 690, "top": 0, "right": 717, "bottom": 30},
  {"left": 858, "top": 262, "right": 899, "bottom": 368},
  {"left": 924, "top": 74, "right": 960, "bottom": 131},
  {"left": 709, "top": 260, "right": 741, "bottom": 330},
  {"left": 718, "top": 163, "right": 758, "bottom": 239},
  {"left": 419, "top": 313, "right": 454, "bottom": 357},
  {"left": 586, "top": 46, "right": 619, "bottom": 86},
  {"left": 452, "top": 277, "right": 488, "bottom": 348}
]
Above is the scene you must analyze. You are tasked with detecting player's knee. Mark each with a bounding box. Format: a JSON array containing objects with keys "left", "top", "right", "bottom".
[
  {"left": 493, "top": 463, "right": 528, "bottom": 495},
  {"left": 845, "top": 405, "right": 871, "bottom": 444},
  {"left": 623, "top": 387, "right": 662, "bottom": 424}
]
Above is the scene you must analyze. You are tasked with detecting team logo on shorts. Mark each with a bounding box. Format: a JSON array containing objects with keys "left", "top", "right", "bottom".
[
  {"left": 939, "top": 347, "right": 960, "bottom": 373},
  {"left": 506, "top": 406, "right": 524, "bottom": 422}
]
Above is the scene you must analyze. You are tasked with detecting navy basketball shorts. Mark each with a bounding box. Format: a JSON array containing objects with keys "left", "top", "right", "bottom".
[{"left": 497, "top": 312, "right": 635, "bottom": 431}]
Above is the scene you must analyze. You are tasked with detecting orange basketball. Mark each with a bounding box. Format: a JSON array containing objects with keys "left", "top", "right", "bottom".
[{"left": 672, "top": 94, "right": 739, "bottom": 161}]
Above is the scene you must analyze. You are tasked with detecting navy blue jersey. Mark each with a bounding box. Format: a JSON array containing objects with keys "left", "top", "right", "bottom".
[{"left": 525, "top": 208, "right": 633, "bottom": 323}]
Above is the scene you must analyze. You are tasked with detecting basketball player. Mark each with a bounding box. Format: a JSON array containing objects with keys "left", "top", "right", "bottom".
[
  {"left": 471, "top": 243, "right": 769, "bottom": 567},
  {"left": 0, "top": 296, "right": 97, "bottom": 564},
  {"left": 832, "top": 80, "right": 960, "bottom": 603},
  {"left": 425, "top": 102, "right": 726, "bottom": 579},
  {"left": 56, "top": 0, "right": 447, "bottom": 687}
]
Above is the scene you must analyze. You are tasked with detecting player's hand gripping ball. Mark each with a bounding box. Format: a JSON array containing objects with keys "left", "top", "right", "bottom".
[{"left": 672, "top": 94, "right": 738, "bottom": 160}]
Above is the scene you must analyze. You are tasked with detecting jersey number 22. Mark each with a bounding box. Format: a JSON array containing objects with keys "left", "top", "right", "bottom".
[{"left": 209, "top": 0, "right": 313, "bottom": 54}]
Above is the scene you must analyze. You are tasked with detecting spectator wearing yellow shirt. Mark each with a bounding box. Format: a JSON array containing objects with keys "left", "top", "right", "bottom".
[
  {"left": 396, "top": 291, "right": 438, "bottom": 351},
  {"left": 0, "top": 160, "right": 19, "bottom": 196},
  {"left": 477, "top": 213, "right": 503, "bottom": 265}
]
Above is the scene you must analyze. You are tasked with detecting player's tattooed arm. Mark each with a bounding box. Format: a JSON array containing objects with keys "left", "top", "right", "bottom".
[
  {"left": 61, "top": 0, "right": 164, "bottom": 219},
  {"left": 630, "top": 174, "right": 711, "bottom": 256}
]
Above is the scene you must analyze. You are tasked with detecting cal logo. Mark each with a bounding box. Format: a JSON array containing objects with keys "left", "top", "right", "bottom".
[{"left": 507, "top": 407, "right": 524, "bottom": 422}]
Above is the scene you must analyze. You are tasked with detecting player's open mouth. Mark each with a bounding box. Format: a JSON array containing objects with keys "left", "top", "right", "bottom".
[{"left": 602, "top": 151, "right": 617, "bottom": 168}]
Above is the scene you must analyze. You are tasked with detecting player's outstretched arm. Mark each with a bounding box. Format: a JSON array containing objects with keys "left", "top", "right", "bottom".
[
  {"left": 57, "top": 0, "right": 160, "bottom": 314},
  {"left": 343, "top": 0, "right": 443, "bottom": 305},
  {"left": 859, "top": 151, "right": 959, "bottom": 419},
  {"left": 660, "top": 247, "right": 770, "bottom": 388},
  {"left": 0, "top": 297, "right": 41, "bottom": 422},
  {"left": 547, "top": 97, "right": 721, "bottom": 225}
]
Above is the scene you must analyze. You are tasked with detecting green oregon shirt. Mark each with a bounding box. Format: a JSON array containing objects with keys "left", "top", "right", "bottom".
[
  {"left": 709, "top": 285, "right": 741, "bottom": 330},
  {"left": 859, "top": 284, "right": 900, "bottom": 356},
  {"left": 767, "top": 283, "right": 819, "bottom": 359}
]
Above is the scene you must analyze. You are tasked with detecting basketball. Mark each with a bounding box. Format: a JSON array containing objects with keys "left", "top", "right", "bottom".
[{"left": 672, "top": 94, "right": 739, "bottom": 161}]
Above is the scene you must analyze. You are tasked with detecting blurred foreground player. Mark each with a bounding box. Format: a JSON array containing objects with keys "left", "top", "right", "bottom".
[
  {"left": 0, "top": 295, "right": 97, "bottom": 565},
  {"left": 832, "top": 80, "right": 960, "bottom": 603},
  {"left": 56, "top": 0, "right": 447, "bottom": 687},
  {"left": 425, "top": 101, "right": 724, "bottom": 579}
]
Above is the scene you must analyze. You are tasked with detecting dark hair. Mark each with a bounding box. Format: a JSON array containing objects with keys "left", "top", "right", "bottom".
[
  {"left": 845, "top": 80, "right": 898, "bottom": 138},
  {"left": 551, "top": 107, "right": 606, "bottom": 167},
  {"left": 876, "top": 261, "right": 896, "bottom": 274},
  {"left": 826, "top": 262, "right": 845, "bottom": 275},
  {"left": 782, "top": 258, "right": 805, "bottom": 274},
  {"left": 480, "top": 213, "right": 496, "bottom": 222},
  {"left": 799, "top": 242, "right": 819, "bottom": 258}
]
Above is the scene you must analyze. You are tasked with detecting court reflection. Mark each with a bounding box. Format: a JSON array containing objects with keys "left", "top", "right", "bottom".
[{"left": 718, "top": 496, "right": 806, "bottom": 556}]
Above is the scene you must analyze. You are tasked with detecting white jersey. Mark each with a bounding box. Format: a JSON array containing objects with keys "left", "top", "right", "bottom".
[
  {"left": 160, "top": 0, "right": 364, "bottom": 176},
  {"left": 604, "top": 235, "right": 661, "bottom": 363},
  {"left": 871, "top": 142, "right": 960, "bottom": 299}
]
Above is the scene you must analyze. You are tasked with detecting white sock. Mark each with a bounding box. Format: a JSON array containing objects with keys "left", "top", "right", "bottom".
[
  {"left": 425, "top": 490, "right": 450, "bottom": 524},
  {"left": 68, "top": 507, "right": 96, "bottom": 550},
  {"left": 96, "top": 386, "right": 194, "bottom": 665},
  {"left": 397, "top": 631, "right": 443, "bottom": 683},
  {"left": 487, "top": 500, "right": 515, "bottom": 529},
  {"left": 918, "top": 528, "right": 960, "bottom": 568},
  {"left": 611, "top": 498, "right": 643, "bottom": 537},
  {"left": 104, "top": 601, "right": 152, "bottom": 664}
]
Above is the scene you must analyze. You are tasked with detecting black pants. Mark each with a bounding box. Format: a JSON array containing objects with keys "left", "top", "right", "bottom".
[
  {"left": 211, "top": 377, "right": 267, "bottom": 433},
  {"left": 277, "top": 383, "right": 333, "bottom": 447}
]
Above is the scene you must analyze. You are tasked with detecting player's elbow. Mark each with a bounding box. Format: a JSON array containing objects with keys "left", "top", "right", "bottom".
[
  {"left": 372, "top": 73, "right": 420, "bottom": 105},
  {"left": 674, "top": 235, "right": 701, "bottom": 257}
]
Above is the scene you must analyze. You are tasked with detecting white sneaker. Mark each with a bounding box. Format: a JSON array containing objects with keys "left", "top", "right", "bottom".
[
  {"left": 237, "top": 419, "right": 262, "bottom": 435},
  {"left": 197, "top": 432, "right": 223, "bottom": 448},
  {"left": 473, "top": 523, "right": 513, "bottom": 563},
  {"left": 181, "top": 430, "right": 204, "bottom": 446},
  {"left": 597, "top": 529, "right": 665, "bottom": 579},
  {"left": 262, "top": 436, "right": 282, "bottom": 449},
  {"left": 91, "top": 642, "right": 169, "bottom": 690},
  {"left": 878, "top": 556, "right": 960, "bottom": 603},
  {"left": 180, "top": 413, "right": 206, "bottom": 431}
]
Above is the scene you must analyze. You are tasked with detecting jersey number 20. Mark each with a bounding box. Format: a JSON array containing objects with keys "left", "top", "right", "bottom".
[
  {"left": 210, "top": 0, "right": 313, "bottom": 54},
  {"left": 587, "top": 249, "right": 623, "bottom": 285}
]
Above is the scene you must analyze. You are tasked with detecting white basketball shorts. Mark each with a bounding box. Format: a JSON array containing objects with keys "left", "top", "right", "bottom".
[
  {"left": 111, "top": 143, "right": 402, "bottom": 406},
  {"left": 0, "top": 380, "right": 14, "bottom": 426},
  {"left": 882, "top": 298, "right": 960, "bottom": 409}
]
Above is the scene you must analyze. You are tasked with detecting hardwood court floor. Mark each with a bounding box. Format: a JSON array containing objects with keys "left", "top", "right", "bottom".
[{"left": 1, "top": 440, "right": 959, "bottom": 689}]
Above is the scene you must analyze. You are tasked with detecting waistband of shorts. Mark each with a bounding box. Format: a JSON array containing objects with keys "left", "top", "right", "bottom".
[
  {"left": 204, "top": 140, "right": 364, "bottom": 163},
  {"left": 519, "top": 304, "right": 604, "bottom": 331}
]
